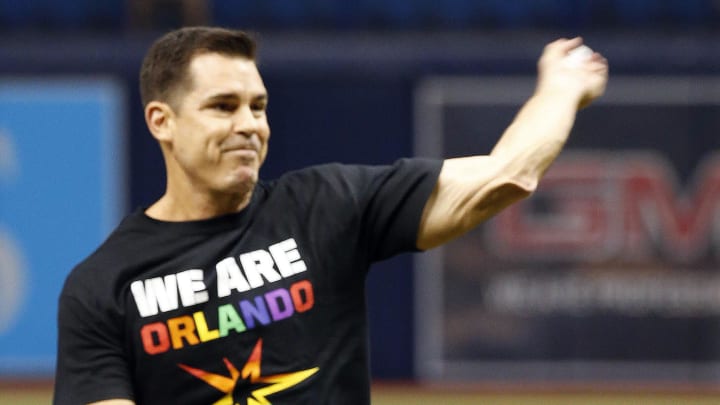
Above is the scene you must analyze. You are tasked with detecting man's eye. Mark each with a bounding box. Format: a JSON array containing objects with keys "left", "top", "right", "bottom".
[
  {"left": 251, "top": 102, "right": 267, "bottom": 112},
  {"left": 213, "top": 103, "right": 236, "bottom": 112}
]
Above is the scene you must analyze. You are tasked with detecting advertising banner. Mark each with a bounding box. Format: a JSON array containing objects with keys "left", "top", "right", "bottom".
[
  {"left": 414, "top": 76, "right": 720, "bottom": 382},
  {"left": 0, "top": 79, "right": 125, "bottom": 375}
]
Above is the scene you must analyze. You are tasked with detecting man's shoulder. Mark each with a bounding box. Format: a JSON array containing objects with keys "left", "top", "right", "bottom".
[
  {"left": 62, "top": 211, "right": 149, "bottom": 294},
  {"left": 266, "top": 158, "right": 440, "bottom": 191},
  {"left": 258, "top": 159, "right": 440, "bottom": 205},
  {"left": 266, "top": 161, "right": 383, "bottom": 189},
  {"left": 272, "top": 162, "right": 353, "bottom": 180},
  {"left": 259, "top": 163, "right": 370, "bottom": 202}
]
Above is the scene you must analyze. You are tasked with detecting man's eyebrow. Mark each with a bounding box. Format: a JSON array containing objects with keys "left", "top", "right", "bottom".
[
  {"left": 205, "top": 92, "right": 268, "bottom": 102},
  {"left": 205, "top": 93, "right": 240, "bottom": 102}
]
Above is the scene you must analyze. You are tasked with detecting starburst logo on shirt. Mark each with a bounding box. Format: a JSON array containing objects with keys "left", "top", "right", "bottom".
[{"left": 179, "top": 339, "right": 319, "bottom": 405}]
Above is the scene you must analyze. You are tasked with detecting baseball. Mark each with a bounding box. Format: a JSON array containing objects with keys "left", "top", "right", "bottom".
[{"left": 564, "top": 44, "right": 593, "bottom": 67}]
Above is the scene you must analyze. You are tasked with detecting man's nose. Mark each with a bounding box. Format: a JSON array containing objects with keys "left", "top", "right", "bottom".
[{"left": 232, "top": 105, "right": 260, "bottom": 135}]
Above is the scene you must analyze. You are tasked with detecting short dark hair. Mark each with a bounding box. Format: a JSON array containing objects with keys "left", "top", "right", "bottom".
[{"left": 139, "top": 26, "right": 257, "bottom": 107}]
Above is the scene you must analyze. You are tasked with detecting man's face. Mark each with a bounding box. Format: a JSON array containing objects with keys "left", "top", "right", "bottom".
[{"left": 168, "top": 53, "right": 270, "bottom": 194}]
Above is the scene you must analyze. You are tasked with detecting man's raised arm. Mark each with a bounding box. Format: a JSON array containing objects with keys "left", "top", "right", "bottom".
[{"left": 417, "top": 37, "right": 609, "bottom": 250}]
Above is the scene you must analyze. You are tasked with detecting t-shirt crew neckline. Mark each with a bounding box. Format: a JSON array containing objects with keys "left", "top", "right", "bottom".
[{"left": 132, "top": 186, "right": 264, "bottom": 235}]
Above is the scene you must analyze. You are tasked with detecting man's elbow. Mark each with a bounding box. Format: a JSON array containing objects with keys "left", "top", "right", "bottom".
[
  {"left": 471, "top": 180, "right": 533, "bottom": 223},
  {"left": 416, "top": 180, "right": 533, "bottom": 251}
]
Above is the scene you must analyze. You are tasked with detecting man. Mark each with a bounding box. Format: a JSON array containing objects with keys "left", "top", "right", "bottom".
[{"left": 54, "top": 27, "right": 607, "bottom": 404}]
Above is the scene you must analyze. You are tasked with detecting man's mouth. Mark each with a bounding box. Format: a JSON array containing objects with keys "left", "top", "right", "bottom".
[
  {"left": 221, "top": 137, "right": 261, "bottom": 155},
  {"left": 224, "top": 147, "right": 257, "bottom": 154}
]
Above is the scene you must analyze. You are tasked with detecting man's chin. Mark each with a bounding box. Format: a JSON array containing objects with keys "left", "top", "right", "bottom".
[{"left": 227, "top": 169, "right": 258, "bottom": 192}]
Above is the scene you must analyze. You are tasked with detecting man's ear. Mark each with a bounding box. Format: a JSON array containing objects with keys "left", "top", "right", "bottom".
[{"left": 145, "top": 101, "right": 175, "bottom": 142}]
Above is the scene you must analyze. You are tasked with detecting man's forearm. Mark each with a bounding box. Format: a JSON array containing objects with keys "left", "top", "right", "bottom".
[{"left": 489, "top": 89, "right": 581, "bottom": 193}]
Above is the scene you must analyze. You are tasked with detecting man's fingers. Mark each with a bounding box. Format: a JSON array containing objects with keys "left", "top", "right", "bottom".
[{"left": 542, "top": 37, "right": 585, "bottom": 62}]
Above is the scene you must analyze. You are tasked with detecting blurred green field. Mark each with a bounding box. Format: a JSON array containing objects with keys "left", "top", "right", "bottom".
[
  {"left": 1, "top": 391, "right": 51, "bottom": 405},
  {"left": 4, "top": 383, "right": 720, "bottom": 404},
  {"left": 373, "top": 390, "right": 720, "bottom": 405}
]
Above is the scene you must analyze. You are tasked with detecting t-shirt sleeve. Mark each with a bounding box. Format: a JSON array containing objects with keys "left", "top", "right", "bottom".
[
  {"left": 358, "top": 158, "right": 442, "bottom": 260},
  {"left": 312, "top": 158, "right": 440, "bottom": 261},
  {"left": 54, "top": 285, "right": 134, "bottom": 404}
]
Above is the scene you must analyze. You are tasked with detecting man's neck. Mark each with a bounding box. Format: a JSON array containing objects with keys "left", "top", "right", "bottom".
[{"left": 145, "top": 188, "right": 254, "bottom": 221}]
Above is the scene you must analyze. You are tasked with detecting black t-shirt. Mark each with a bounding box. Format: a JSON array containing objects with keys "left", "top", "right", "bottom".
[{"left": 54, "top": 158, "right": 442, "bottom": 405}]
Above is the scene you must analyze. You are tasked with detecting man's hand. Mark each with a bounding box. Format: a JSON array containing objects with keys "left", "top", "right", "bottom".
[{"left": 536, "top": 37, "right": 609, "bottom": 109}]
